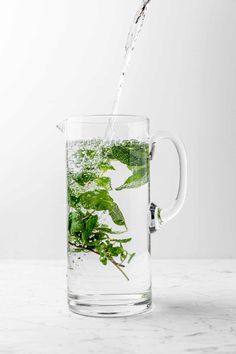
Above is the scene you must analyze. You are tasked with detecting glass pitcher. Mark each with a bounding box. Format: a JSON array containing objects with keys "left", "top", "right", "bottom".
[{"left": 58, "top": 115, "right": 187, "bottom": 317}]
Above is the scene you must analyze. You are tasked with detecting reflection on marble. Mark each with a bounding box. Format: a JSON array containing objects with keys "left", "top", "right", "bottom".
[{"left": 0, "top": 260, "right": 235, "bottom": 353}]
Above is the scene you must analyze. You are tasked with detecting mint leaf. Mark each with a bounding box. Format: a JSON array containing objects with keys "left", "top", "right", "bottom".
[
  {"left": 128, "top": 252, "right": 136, "bottom": 263},
  {"left": 72, "top": 171, "right": 97, "bottom": 186},
  {"left": 110, "top": 237, "right": 132, "bottom": 243},
  {"left": 68, "top": 188, "right": 80, "bottom": 208},
  {"left": 96, "top": 225, "right": 124, "bottom": 234},
  {"left": 79, "top": 189, "right": 113, "bottom": 209},
  {"left": 108, "top": 203, "right": 126, "bottom": 227},
  {"left": 82, "top": 215, "right": 98, "bottom": 242},
  {"left": 67, "top": 139, "right": 151, "bottom": 280},
  {"left": 79, "top": 190, "right": 126, "bottom": 227},
  {"left": 110, "top": 246, "right": 123, "bottom": 257},
  {"left": 109, "top": 141, "right": 148, "bottom": 167},
  {"left": 98, "top": 162, "right": 115, "bottom": 172},
  {"left": 116, "top": 166, "right": 149, "bottom": 191},
  {"left": 100, "top": 256, "right": 108, "bottom": 265},
  {"left": 95, "top": 176, "right": 112, "bottom": 190},
  {"left": 68, "top": 212, "right": 85, "bottom": 235}
]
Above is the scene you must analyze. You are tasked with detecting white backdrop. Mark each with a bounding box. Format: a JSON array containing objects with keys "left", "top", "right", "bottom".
[{"left": 0, "top": 0, "right": 235, "bottom": 259}]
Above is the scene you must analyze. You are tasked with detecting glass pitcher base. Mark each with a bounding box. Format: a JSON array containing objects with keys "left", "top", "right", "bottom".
[{"left": 68, "top": 292, "right": 152, "bottom": 318}]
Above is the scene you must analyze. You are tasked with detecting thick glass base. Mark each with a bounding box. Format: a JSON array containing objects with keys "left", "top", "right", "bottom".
[{"left": 68, "top": 292, "right": 152, "bottom": 318}]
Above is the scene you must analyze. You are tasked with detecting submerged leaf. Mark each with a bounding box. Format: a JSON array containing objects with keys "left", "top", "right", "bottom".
[
  {"left": 116, "top": 166, "right": 149, "bottom": 191},
  {"left": 95, "top": 176, "right": 112, "bottom": 190},
  {"left": 67, "top": 188, "right": 80, "bottom": 208},
  {"left": 96, "top": 225, "right": 125, "bottom": 234},
  {"left": 72, "top": 171, "right": 97, "bottom": 186},
  {"left": 110, "top": 238, "right": 132, "bottom": 243},
  {"left": 109, "top": 141, "right": 148, "bottom": 167},
  {"left": 68, "top": 212, "right": 85, "bottom": 235},
  {"left": 82, "top": 215, "right": 98, "bottom": 242},
  {"left": 110, "top": 246, "right": 123, "bottom": 257},
  {"left": 98, "top": 162, "right": 115, "bottom": 172},
  {"left": 79, "top": 190, "right": 126, "bottom": 227},
  {"left": 79, "top": 189, "right": 113, "bottom": 209},
  {"left": 108, "top": 203, "right": 127, "bottom": 227},
  {"left": 128, "top": 252, "right": 136, "bottom": 263},
  {"left": 66, "top": 140, "right": 149, "bottom": 278}
]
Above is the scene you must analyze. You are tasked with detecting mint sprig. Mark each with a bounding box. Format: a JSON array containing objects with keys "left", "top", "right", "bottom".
[{"left": 67, "top": 140, "right": 149, "bottom": 280}]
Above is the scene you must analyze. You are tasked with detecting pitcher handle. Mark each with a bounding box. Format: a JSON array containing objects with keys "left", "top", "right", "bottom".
[{"left": 149, "top": 131, "right": 187, "bottom": 232}]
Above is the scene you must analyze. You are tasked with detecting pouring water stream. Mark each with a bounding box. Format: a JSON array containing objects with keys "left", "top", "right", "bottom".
[{"left": 105, "top": 0, "right": 151, "bottom": 141}]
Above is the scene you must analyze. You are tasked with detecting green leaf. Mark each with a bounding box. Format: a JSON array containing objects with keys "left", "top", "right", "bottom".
[
  {"left": 79, "top": 190, "right": 126, "bottom": 227},
  {"left": 71, "top": 248, "right": 86, "bottom": 253},
  {"left": 108, "top": 202, "right": 126, "bottom": 227},
  {"left": 93, "top": 231, "right": 107, "bottom": 240},
  {"left": 68, "top": 234, "right": 78, "bottom": 244},
  {"left": 95, "top": 176, "right": 112, "bottom": 190},
  {"left": 109, "top": 142, "right": 148, "bottom": 167},
  {"left": 67, "top": 140, "right": 146, "bottom": 279},
  {"left": 68, "top": 212, "right": 85, "bottom": 235},
  {"left": 128, "top": 252, "right": 136, "bottom": 263},
  {"left": 82, "top": 215, "right": 98, "bottom": 242},
  {"left": 116, "top": 166, "right": 149, "bottom": 191},
  {"left": 72, "top": 171, "right": 97, "bottom": 186},
  {"left": 110, "top": 238, "right": 132, "bottom": 243},
  {"left": 67, "top": 188, "right": 80, "bottom": 208},
  {"left": 120, "top": 250, "right": 128, "bottom": 262},
  {"left": 96, "top": 225, "right": 125, "bottom": 234},
  {"left": 79, "top": 189, "right": 113, "bottom": 209},
  {"left": 110, "top": 246, "right": 123, "bottom": 257},
  {"left": 98, "top": 162, "right": 115, "bottom": 172},
  {"left": 100, "top": 255, "right": 108, "bottom": 265}
]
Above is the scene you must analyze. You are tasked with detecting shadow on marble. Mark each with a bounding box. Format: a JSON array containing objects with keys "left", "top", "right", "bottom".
[{"left": 150, "top": 296, "right": 236, "bottom": 320}]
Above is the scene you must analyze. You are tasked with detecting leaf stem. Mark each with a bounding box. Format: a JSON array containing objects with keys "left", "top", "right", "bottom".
[
  {"left": 81, "top": 210, "right": 96, "bottom": 221},
  {"left": 68, "top": 242, "right": 129, "bottom": 281},
  {"left": 111, "top": 261, "right": 130, "bottom": 281}
]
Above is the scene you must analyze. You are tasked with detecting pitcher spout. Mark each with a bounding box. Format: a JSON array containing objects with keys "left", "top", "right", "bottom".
[{"left": 56, "top": 119, "right": 66, "bottom": 133}]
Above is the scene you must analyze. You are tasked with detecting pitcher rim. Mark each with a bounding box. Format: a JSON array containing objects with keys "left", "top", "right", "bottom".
[{"left": 63, "top": 114, "right": 149, "bottom": 124}]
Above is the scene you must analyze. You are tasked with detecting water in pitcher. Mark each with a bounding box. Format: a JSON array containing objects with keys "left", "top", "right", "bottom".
[
  {"left": 105, "top": 0, "right": 151, "bottom": 140},
  {"left": 67, "top": 1, "right": 152, "bottom": 314},
  {"left": 67, "top": 139, "right": 151, "bottom": 301}
]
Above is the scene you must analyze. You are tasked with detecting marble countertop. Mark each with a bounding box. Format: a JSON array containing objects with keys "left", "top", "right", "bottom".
[{"left": 1, "top": 259, "right": 235, "bottom": 354}]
